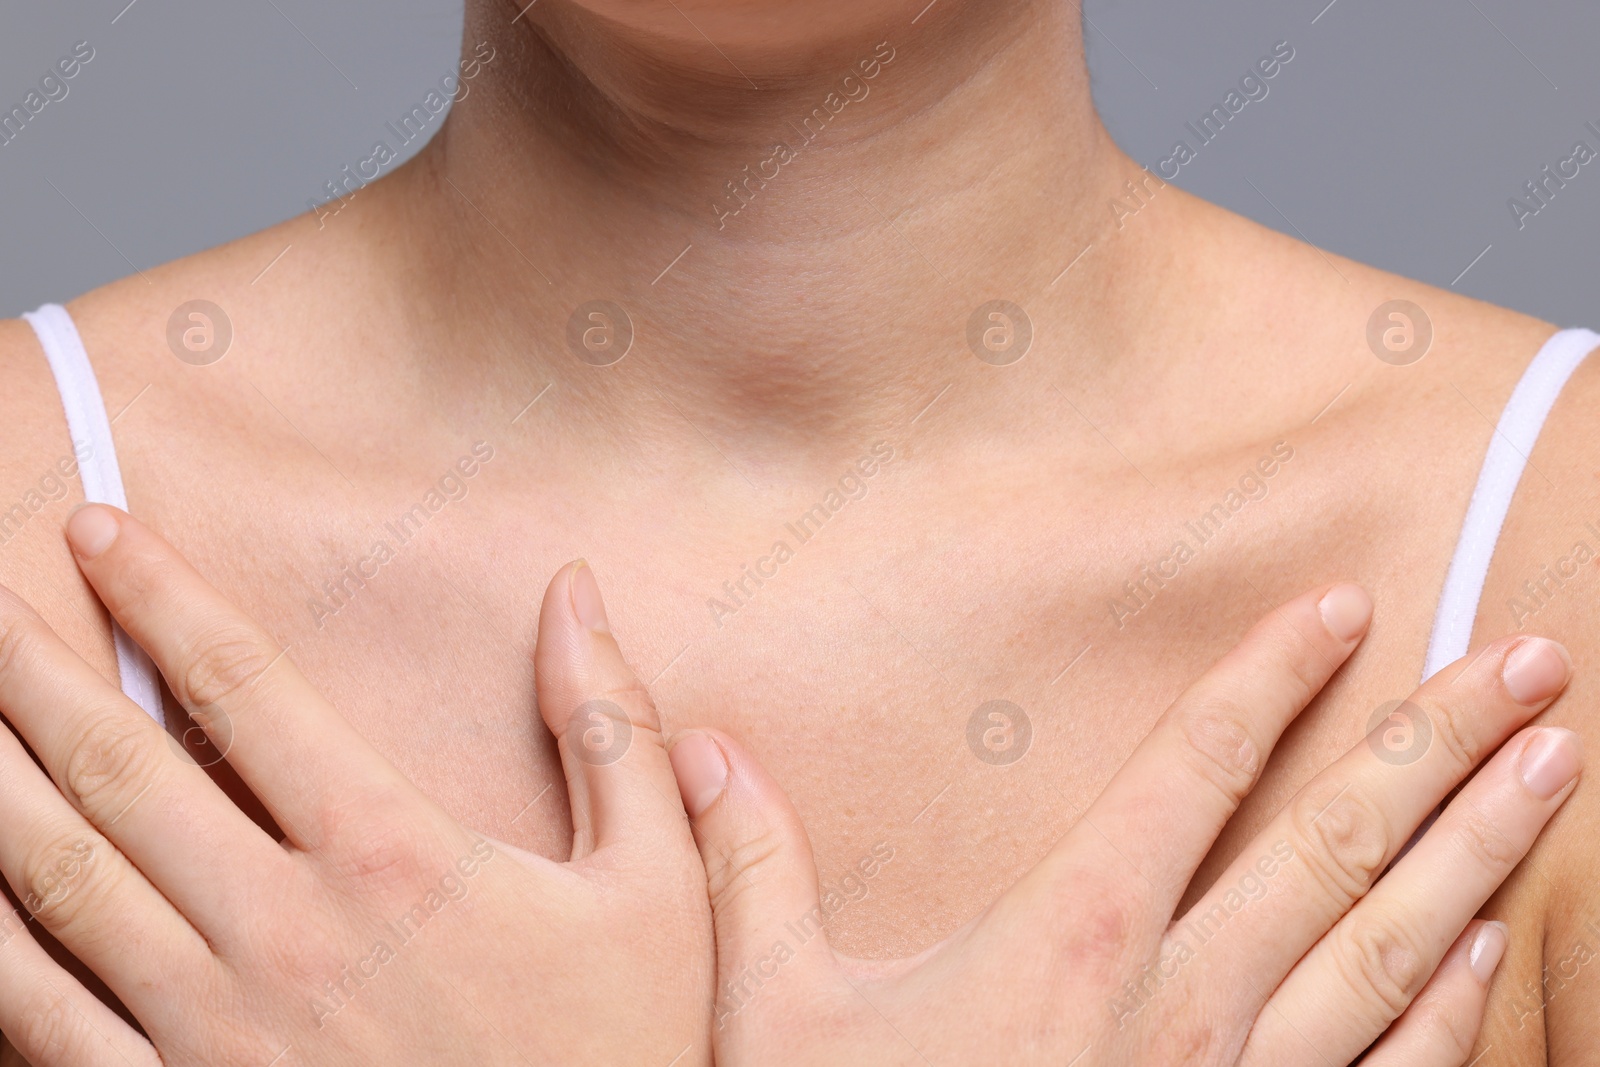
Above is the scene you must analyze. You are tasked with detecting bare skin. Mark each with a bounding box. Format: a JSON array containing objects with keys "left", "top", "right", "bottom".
[{"left": 0, "top": 0, "right": 1594, "bottom": 1061}]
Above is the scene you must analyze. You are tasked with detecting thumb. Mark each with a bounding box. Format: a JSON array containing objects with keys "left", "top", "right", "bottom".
[
  {"left": 534, "top": 561, "right": 686, "bottom": 860},
  {"left": 668, "top": 730, "right": 835, "bottom": 1029}
]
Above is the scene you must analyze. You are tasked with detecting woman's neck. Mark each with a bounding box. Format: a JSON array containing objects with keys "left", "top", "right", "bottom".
[{"left": 385, "top": 0, "right": 1186, "bottom": 465}]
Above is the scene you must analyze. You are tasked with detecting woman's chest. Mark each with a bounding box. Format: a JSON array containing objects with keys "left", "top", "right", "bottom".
[{"left": 144, "top": 460, "right": 1463, "bottom": 957}]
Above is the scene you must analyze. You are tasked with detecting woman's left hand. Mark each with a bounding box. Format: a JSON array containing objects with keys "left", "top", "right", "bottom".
[{"left": 0, "top": 505, "right": 715, "bottom": 1065}]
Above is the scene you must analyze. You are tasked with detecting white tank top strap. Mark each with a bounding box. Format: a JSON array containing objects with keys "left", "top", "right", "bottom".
[
  {"left": 21, "top": 303, "right": 165, "bottom": 725},
  {"left": 1421, "top": 327, "right": 1600, "bottom": 683}
]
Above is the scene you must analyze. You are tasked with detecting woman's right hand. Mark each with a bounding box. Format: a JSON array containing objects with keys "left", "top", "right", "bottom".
[
  {"left": 666, "top": 583, "right": 1580, "bottom": 1065},
  {"left": 0, "top": 513, "right": 718, "bottom": 1067}
]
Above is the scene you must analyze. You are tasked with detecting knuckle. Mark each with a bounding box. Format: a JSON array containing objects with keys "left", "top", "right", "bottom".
[
  {"left": 14, "top": 983, "right": 91, "bottom": 1063},
  {"left": 20, "top": 833, "right": 108, "bottom": 937},
  {"left": 62, "top": 715, "right": 166, "bottom": 820},
  {"left": 317, "top": 800, "right": 434, "bottom": 897},
  {"left": 592, "top": 679, "right": 663, "bottom": 732},
  {"left": 1046, "top": 872, "right": 1136, "bottom": 975},
  {"left": 1147, "top": 1019, "right": 1228, "bottom": 1066},
  {"left": 1291, "top": 783, "right": 1391, "bottom": 901},
  {"left": 1411, "top": 994, "right": 1478, "bottom": 1058},
  {"left": 1175, "top": 697, "right": 1262, "bottom": 799},
  {"left": 598, "top": 677, "right": 656, "bottom": 711},
  {"left": 120, "top": 552, "right": 184, "bottom": 613},
  {"left": 257, "top": 932, "right": 346, "bottom": 1001},
  {"left": 1261, "top": 624, "right": 1323, "bottom": 709},
  {"left": 565, "top": 683, "right": 664, "bottom": 764},
  {"left": 1336, "top": 912, "right": 1430, "bottom": 1019},
  {"left": 1414, "top": 694, "right": 1478, "bottom": 770},
  {"left": 179, "top": 626, "right": 274, "bottom": 710},
  {"left": 1450, "top": 800, "right": 1526, "bottom": 873},
  {"left": 704, "top": 828, "right": 785, "bottom": 918},
  {"left": 0, "top": 610, "right": 45, "bottom": 682}
]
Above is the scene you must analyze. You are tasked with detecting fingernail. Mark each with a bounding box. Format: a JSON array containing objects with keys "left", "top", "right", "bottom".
[
  {"left": 66, "top": 505, "right": 120, "bottom": 559},
  {"left": 1502, "top": 638, "right": 1571, "bottom": 705},
  {"left": 1470, "top": 921, "right": 1508, "bottom": 984},
  {"left": 1318, "top": 583, "right": 1373, "bottom": 642},
  {"left": 1519, "top": 727, "right": 1582, "bottom": 800},
  {"left": 669, "top": 733, "right": 728, "bottom": 818},
  {"left": 569, "top": 561, "right": 610, "bottom": 634}
]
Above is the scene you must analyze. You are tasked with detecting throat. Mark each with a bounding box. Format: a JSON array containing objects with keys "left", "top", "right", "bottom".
[{"left": 369, "top": 0, "right": 1184, "bottom": 468}]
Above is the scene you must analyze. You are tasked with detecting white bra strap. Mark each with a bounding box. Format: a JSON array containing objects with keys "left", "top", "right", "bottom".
[
  {"left": 1421, "top": 327, "right": 1600, "bottom": 683},
  {"left": 21, "top": 304, "right": 165, "bottom": 725}
]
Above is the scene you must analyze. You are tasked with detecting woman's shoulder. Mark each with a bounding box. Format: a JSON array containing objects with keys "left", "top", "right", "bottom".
[
  {"left": 0, "top": 312, "right": 121, "bottom": 677},
  {"left": 1151, "top": 190, "right": 1562, "bottom": 456},
  {"left": 1472, "top": 306, "right": 1600, "bottom": 679},
  {"left": 0, "top": 206, "right": 324, "bottom": 658},
  {"left": 1443, "top": 302, "right": 1600, "bottom": 1058},
  {"left": 1175, "top": 196, "right": 1597, "bottom": 1061},
  {"left": 0, "top": 199, "right": 390, "bottom": 481},
  {"left": 6, "top": 167, "right": 400, "bottom": 385},
  {"left": 0, "top": 215, "right": 281, "bottom": 501}
]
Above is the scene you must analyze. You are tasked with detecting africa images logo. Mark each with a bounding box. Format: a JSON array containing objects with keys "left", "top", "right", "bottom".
[
  {"left": 308, "top": 42, "right": 497, "bottom": 228},
  {"left": 0, "top": 41, "right": 95, "bottom": 149}
]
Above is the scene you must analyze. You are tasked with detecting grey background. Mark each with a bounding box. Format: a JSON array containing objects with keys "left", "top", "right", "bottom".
[{"left": 1, "top": 0, "right": 1596, "bottom": 324}]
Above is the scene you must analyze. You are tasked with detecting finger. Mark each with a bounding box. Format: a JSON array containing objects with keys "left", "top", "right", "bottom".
[
  {"left": 0, "top": 906, "right": 157, "bottom": 1067},
  {"left": 64, "top": 505, "right": 425, "bottom": 851},
  {"left": 0, "top": 583, "right": 290, "bottom": 939},
  {"left": 0, "top": 721, "right": 210, "bottom": 1030},
  {"left": 1251, "top": 726, "right": 1577, "bottom": 1064},
  {"left": 1356, "top": 921, "right": 1506, "bottom": 1067},
  {"left": 1012, "top": 584, "right": 1369, "bottom": 925},
  {"left": 533, "top": 562, "right": 694, "bottom": 858},
  {"left": 669, "top": 729, "right": 837, "bottom": 1030},
  {"left": 1181, "top": 634, "right": 1568, "bottom": 992}
]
